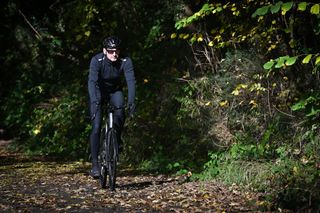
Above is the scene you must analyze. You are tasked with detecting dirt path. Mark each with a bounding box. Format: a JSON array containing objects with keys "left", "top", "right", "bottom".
[{"left": 0, "top": 143, "right": 269, "bottom": 212}]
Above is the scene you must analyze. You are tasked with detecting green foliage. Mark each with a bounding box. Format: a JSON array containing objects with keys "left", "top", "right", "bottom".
[
  {"left": 291, "top": 93, "right": 320, "bottom": 120},
  {"left": 27, "top": 87, "right": 89, "bottom": 157},
  {"left": 3, "top": 81, "right": 89, "bottom": 157},
  {"left": 252, "top": 2, "right": 320, "bottom": 17},
  {"left": 263, "top": 54, "right": 320, "bottom": 71},
  {"left": 175, "top": 3, "right": 219, "bottom": 30},
  {"left": 270, "top": 157, "right": 320, "bottom": 210},
  {"left": 197, "top": 122, "right": 320, "bottom": 210},
  {"left": 202, "top": 152, "right": 221, "bottom": 178},
  {"left": 195, "top": 149, "right": 273, "bottom": 190},
  {"left": 229, "top": 143, "right": 265, "bottom": 161}
]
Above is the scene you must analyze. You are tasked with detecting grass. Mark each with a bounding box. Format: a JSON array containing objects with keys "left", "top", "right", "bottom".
[
  {"left": 216, "top": 160, "right": 273, "bottom": 190},
  {"left": 196, "top": 158, "right": 273, "bottom": 191}
]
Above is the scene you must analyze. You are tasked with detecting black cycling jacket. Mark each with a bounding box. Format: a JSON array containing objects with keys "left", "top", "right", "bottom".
[{"left": 88, "top": 52, "right": 136, "bottom": 105}]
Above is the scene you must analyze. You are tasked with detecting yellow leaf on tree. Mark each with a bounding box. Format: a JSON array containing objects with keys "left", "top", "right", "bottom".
[
  {"left": 315, "top": 56, "right": 320, "bottom": 65},
  {"left": 33, "top": 128, "right": 41, "bottom": 135},
  {"left": 302, "top": 54, "right": 312, "bottom": 64},
  {"left": 310, "top": 4, "right": 320, "bottom": 15},
  {"left": 208, "top": 41, "right": 214, "bottom": 46},
  {"left": 170, "top": 33, "right": 177, "bottom": 39},
  {"left": 85, "top": 31, "right": 91, "bottom": 37},
  {"left": 179, "top": 34, "right": 185, "bottom": 39}
]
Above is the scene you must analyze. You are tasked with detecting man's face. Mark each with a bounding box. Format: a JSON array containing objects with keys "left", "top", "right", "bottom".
[{"left": 104, "top": 48, "right": 120, "bottom": 61}]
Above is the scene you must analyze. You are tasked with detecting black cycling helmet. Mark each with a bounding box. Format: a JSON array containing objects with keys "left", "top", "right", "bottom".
[{"left": 103, "top": 36, "right": 121, "bottom": 49}]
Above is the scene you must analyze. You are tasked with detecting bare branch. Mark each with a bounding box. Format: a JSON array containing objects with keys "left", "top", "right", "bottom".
[{"left": 18, "top": 9, "right": 42, "bottom": 39}]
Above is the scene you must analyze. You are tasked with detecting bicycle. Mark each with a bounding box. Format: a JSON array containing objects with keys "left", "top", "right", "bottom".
[{"left": 99, "top": 104, "right": 123, "bottom": 191}]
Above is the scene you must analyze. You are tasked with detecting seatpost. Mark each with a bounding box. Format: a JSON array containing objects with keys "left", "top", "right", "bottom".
[{"left": 109, "top": 111, "right": 113, "bottom": 129}]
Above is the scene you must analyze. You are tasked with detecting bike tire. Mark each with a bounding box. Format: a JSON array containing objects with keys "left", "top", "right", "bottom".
[
  {"left": 99, "top": 128, "right": 108, "bottom": 189},
  {"left": 107, "top": 129, "right": 118, "bottom": 191}
]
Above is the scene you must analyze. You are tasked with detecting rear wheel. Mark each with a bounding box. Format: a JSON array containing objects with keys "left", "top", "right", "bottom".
[
  {"left": 107, "top": 129, "right": 118, "bottom": 191},
  {"left": 99, "top": 128, "right": 108, "bottom": 188}
]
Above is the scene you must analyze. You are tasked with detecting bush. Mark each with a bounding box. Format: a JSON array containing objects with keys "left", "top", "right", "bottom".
[
  {"left": 4, "top": 82, "right": 90, "bottom": 158},
  {"left": 270, "top": 157, "right": 320, "bottom": 211}
]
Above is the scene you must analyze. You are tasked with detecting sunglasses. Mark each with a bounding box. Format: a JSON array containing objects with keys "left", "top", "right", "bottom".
[{"left": 106, "top": 49, "right": 120, "bottom": 54}]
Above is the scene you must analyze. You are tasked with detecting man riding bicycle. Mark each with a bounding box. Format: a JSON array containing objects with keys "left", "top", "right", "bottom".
[{"left": 88, "top": 36, "right": 136, "bottom": 178}]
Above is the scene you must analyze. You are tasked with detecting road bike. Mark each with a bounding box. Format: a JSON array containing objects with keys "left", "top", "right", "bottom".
[{"left": 99, "top": 104, "right": 122, "bottom": 191}]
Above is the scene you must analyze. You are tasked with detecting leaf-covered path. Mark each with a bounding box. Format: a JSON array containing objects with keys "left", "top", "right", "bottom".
[{"left": 0, "top": 142, "right": 270, "bottom": 213}]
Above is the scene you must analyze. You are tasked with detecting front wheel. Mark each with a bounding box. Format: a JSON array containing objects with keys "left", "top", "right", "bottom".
[
  {"left": 107, "top": 129, "right": 118, "bottom": 191},
  {"left": 99, "top": 128, "right": 107, "bottom": 188}
]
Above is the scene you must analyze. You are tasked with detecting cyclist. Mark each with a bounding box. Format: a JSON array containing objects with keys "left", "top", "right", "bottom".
[{"left": 88, "top": 36, "right": 136, "bottom": 178}]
